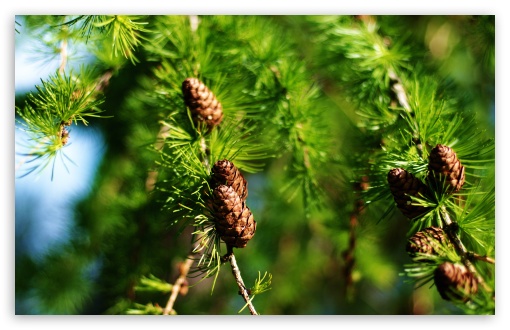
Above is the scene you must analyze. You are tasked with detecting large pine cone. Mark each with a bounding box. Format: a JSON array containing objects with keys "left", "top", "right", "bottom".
[
  {"left": 428, "top": 144, "right": 465, "bottom": 193},
  {"left": 406, "top": 226, "right": 450, "bottom": 258},
  {"left": 210, "top": 159, "right": 248, "bottom": 201},
  {"left": 182, "top": 77, "right": 223, "bottom": 129},
  {"left": 209, "top": 185, "right": 256, "bottom": 248},
  {"left": 434, "top": 262, "right": 478, "bottom": 302},
  {"left": 388, "top": 168, "right": 431, "bottom": 219}
]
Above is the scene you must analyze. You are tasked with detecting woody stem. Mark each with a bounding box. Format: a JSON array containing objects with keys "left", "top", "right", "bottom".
[{"left": 439, "top": 206, "right": 491, "bottom": 292}]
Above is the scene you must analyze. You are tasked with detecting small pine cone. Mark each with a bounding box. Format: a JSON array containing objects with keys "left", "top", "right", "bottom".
[
  {"left": 428, "top": 144, "right": 465, "bottom": 193},
  {"left": 60, "top": 128, "right": 70, "bottom": 146},
  {"left": 210, "top": 159, "right": 248, "bottom": 200},
  {"left": 182, "top": 78, "right": 223, "bottom": 129},
  {"left": 406, "top": 226, "right": 450, "bottom": 258},
  {"left": 210, "top": 185, "right": 256, "bottom": 248},
  {"left": 388, "top": 168, "right": 430, "bottom": 219},
  {"left": 434, "top": 262, "right": 478, "bottom": 302}
]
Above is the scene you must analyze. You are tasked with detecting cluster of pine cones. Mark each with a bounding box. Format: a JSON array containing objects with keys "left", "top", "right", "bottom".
[
  {"left": 387, "top": 144, "right": 465, "bottom": 220},
  {"left": 181, "top": 79, "right": 255, "bottom": 249},
  {"left": 389, "top": 145, "right": 477, "bottom": 302},
  {"left": 207, "top": 159, "right": 256, "bottom": 249},
  {"left": 406, "top": 226, "right": 478, "bottom": 302}
]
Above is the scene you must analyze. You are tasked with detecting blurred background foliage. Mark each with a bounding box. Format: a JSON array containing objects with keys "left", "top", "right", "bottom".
[{"left": 15, "top": 15, "right": 495, "bottom": 315}]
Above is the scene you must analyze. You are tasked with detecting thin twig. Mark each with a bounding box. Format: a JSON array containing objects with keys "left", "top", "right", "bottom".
[
  {"left": 439, "top": 206, "right": 492, "bottom": 292},
  {"left": 189, "top": 15, "right": 200, "bottom": 33},
  {"left": 145, "top": 123, "right": 171, "bottom": 192},
  {"left": 388, "top": 69, "right": 411, "bottom": 113},
  {"left": 58, "top": 20, "right": 68, "bottom": 74},
  {"left": 59, "top": 38, "right": 68, "bottom": 74},
  {"left": 388, "top": 68, "right": 424, "bottom": 158},
  {"left": 200, "top": 136, "right": 210, "bottom": 171},
  {"left": 342, "top": 176, "right": 368, "bottom": 299},
  {"left": 163, "top": 257, "right": 194, "bottom": 315},
  {"left": 469, "top": 253, "right": 495, "bottom": 264},
  {"left": 223, "top": 248, "right": 258, "bottom": 315}
]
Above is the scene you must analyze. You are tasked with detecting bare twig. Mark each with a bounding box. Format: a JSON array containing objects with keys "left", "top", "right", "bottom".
[
  {"left": 200, "top": 136, "right": 210, "bottom": 171},
  {"left": 163, "top": 257, "right": 194, "bottom": 315},
  {"left": 222, "top": 248, "right": 258, "bottom": 315},
  {"left": 342, "top": 175, "right": 368, "bottom": 299},
  {"left": 59, "top": 37, "right": 68, "bottom": 74},
  {"left": 388, "top": 69, "right": 411, "bottom": 113},
  {"left": 469, "top": 253, "right": 495, "bottom": 264},
  {"left": 189, "top": 15, "right": 200, "bottom": 33},
  {"left": 388, "top": 68, "right": 424, "bottom": 158}
]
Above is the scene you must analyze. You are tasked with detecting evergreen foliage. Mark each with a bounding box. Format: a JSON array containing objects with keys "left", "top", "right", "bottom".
[{"left": 15, "top": 15, "right": 495, "bottom": 315}]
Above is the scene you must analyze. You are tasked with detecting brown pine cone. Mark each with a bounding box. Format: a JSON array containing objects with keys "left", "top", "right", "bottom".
[
  {"left": 406, "top": 226, "right": 450, "bottom": 258},
  {"left": 209, "top": 185, "right": 256, "bottom": 248},
  {"left": 428, "top": 144, "right": 465, "bottom": 193},
  {"left": 388, "top": 168, "right": 431, "bottom": 219},
  {"left": 434, "top": 262, "right": 478, "bottom": 302},
  {"left": 182, "top": 77, "right": 223, "bottom": 129},
  {"left": 210, "top": 159, "right": 248, "bottom": 201}
]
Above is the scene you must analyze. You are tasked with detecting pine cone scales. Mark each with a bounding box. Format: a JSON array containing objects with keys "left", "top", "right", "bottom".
[
  {"left": 210, "top": 185, "right": 243, "bottom": 219},
  {"left": 182, "top": 78, "right": 223, "bottom": 129},
  {"left": 407, "top": 226, "right": 449, "bottom": 257},
  {"left": 388, "top": 168, "right": 430, "bottom": 219},
  {"left": 211, "top": 159, "right": 248, "bottom": 200},
  {"left": 434, "top": 262, "right": 478, "bottom": 302},
  {"left": 210, "top": 185, "right": 256, "bottom": 248},
  {"left": 428, "top": 144, "right": 465, "bottom": 193}
]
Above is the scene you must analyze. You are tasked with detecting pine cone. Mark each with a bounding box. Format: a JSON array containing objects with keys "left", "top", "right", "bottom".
[
  {"left": 387, "top": 168, "right": 430, "bottom": 219},
  {"left": 428, "top": 144, "right": 465, "bottom": 193},
  {"left": 434, "top": 262, "right": 478, "bottom": 302},
  {"left": 182, "top": 77, "right": 223, "bottom": 129},
  {"left": 211, "top": 159, "right": 248, "bottom": 201},
  {"left": 406, "top": 226, "right": 450, "bottom": 258},
  {"left": 210, "top": 185, "right": 256, "bottom": 248}
]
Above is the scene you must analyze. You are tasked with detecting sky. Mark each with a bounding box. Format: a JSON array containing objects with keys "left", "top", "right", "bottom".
[{"left": 14, "top": 17, "right": 107, "bottom": 261}]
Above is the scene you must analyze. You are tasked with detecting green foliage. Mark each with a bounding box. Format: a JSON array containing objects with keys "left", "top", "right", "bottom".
[
  {"left": 134, "top": 274, "right": 173, "bottom": 293},
  {"left": 15, "top": 15, "right": 495, "bottom": 315},
  {"left": 64, "top": 15, "right": 150, "bottom": 64},
  {"left": 292, "top": 15, "right": 494, "bottom": 314},
  {"left": 16, "top": 69, "right": 106, "bottom": 178}
]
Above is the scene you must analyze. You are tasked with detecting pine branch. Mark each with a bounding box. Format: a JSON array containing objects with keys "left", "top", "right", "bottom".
[
  {"left": 222, "top": 248, "right": 258, "bottom": 315},
  {"left": 469, "top": 253, "right": 495, "bottom": 264},
  {"left": 388, "top": 69, "right": 411, "bottom": 113},
  {"left": 163, "top": 257, "right": 194, "bottom": 315},
  {"left": 342, "top": 176, "right": 368, "bottom": 299},
  {"left": 439, "top": 206, "right": 492, "bottom": 293},
  {"left": 311, "top": 15, "right": 494, "bottom": 312},
  {"left": 58, "top": 29, "right": 68, "bottom": 74}
]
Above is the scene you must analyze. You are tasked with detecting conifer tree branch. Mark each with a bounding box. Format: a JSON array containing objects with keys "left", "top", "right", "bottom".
[
  {"left": 163, "top": 257, "right": 194, "bottom": 315},
  {"left": 388, "top": 69, "right": 411, "bottom": 113},
  {"left": 388, "top": 66, "right": 423, "bottom": 157},
  {"left": 189, "top": 15, "right": 199, "bottom": 33},
  {"left": 59, "top": 37, "right": 68, "bottom": 74},
  {"left": 200, "top": 136, "right": 210, "bottom": 171},
  {"left": 439, "top": 206, "right": 491, "bottom": 292},
  {"left": 342, "top": 176, "right": 368, "bottom": 299},
  {"left": 469, "top": 253, "right": 495, "bottom": 264},
  {"left": 222, "top": 248, "right": 258, "bottom": 315}
]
